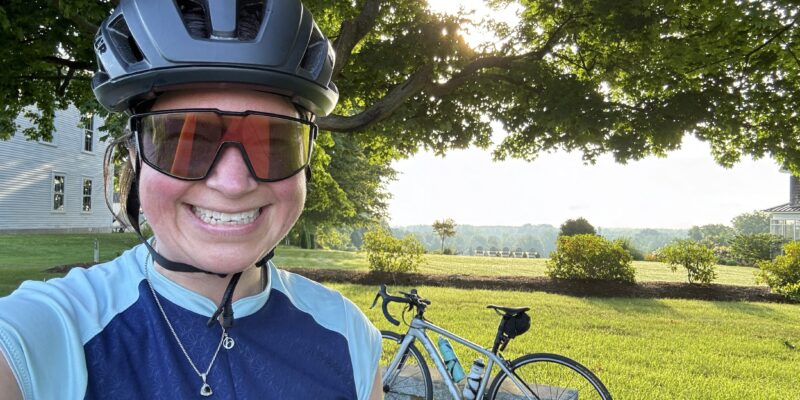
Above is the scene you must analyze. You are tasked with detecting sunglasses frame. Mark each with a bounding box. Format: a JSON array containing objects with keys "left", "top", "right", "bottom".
[{"left": 130, "top": 108, "right": 318, "bottom": 183}]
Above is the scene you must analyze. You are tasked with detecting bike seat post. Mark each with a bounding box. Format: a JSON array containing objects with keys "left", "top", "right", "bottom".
[{"left": 490, "top": 316, "right": 507, "bottom": 354}]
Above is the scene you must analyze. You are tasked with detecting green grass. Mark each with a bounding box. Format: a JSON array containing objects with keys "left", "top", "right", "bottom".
[
  {"left": 275, "top": 247, "right": 762, "bottom": 286},
  {"left": 331, "top": 283, "right": 800, "bottom": 400},
  {"left": 0, "top": 233, "right": 141, "bottom": 295},
  {"left": 0, "top": 235, "right": 763, "bottom": 293},
  {"left": 0, "top": 234, "right": 796, "bottom": 397}
]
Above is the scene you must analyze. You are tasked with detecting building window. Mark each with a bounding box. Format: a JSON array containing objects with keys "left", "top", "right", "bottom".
[
  {"left": 82, "top": 178, "right": 93, "bottom": 212},
  {"left": 53, "top": 175, "right": 65, "bottom": 211},
  {"left": 83, "top": 114, "right": 94, "bottom": 152},
  {"left": 770, "top": 218, "right": 800, "bottom": 241}
]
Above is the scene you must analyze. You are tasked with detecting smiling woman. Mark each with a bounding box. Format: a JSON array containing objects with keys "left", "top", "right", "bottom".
[{"left": 0, "top": 1, "right": 382, "bottom": 399}]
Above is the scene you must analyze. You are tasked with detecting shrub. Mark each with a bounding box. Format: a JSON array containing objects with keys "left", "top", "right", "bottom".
[
  {"left": 615, "top": 237, "right": 644, "bottom": 261},
  {"left": 362, "top": 228, "right": 424, "bottom": 274},
  {"left": 730, "top": 233, "right": 783, "bottom": 266},
  {"left": 711, "top": 244, "right": 738, "bottom": 266},
  {"left": 546, "top": 234, "right": 636, "bottom": 283},
  {"left": 659, "top": 240, "right": 718, "bottom": 284},
  {"left": 756, "top": 241, "right": 800, "bottom": 300}
]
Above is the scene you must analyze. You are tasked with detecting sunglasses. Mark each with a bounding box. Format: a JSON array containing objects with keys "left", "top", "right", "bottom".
[{"left": 130, "top": 109, "right": 317, "bottom": 182}]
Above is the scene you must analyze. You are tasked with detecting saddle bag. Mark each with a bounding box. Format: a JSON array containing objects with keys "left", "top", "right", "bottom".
[{"left": 502, "top": 312, "right": 531, "bottom": 338}]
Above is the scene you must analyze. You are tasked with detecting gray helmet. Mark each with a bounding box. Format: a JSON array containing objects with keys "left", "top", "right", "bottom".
[{"left": 92, "top": 0, "right": 338, "bottom": 116}]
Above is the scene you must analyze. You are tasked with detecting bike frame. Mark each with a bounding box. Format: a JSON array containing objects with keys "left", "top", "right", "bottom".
[{"left": 384, "top": 315, "right": 534, "bottom": 400}]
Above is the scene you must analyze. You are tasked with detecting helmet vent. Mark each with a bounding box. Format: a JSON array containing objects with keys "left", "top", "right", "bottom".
[
  {"left": 300, "top": 26, "right": 326, "bottom": 78},
  {"left": 107, "top": 15, "right": 145, "bottom": 64},
  {"left": 178, "top": 0, "right": 211, "bottom": 39},
  {"left": 238, "top": 0, "right": 265, "bottom": 41}
]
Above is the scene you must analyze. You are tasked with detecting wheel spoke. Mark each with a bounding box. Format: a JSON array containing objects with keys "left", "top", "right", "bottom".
[
  {"left": 380, "top": 331, "right": 433, "bottom": 400},
  {"left": 489, "top": 354, "right": 611, "bottom": 400}
]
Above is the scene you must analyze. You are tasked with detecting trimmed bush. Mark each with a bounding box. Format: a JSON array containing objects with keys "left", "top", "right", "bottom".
[
  {"left": 659, "top": 240, "right": 717, "bottom": 284},
  {"left": 546, "top": 234, "right": 636, "bottom": 283},
  {"left": 362, "top": 228, "right": 424, "bottom": 274},
  {"left": 756, "top": 241, "right": 800, "bottom": 300}
]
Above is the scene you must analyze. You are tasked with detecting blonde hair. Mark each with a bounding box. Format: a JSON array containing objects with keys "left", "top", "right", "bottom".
[{"left": 103, "top": 130, "right": 137, "bottom": 230}]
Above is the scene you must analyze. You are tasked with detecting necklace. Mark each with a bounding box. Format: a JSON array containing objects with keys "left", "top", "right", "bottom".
[{"left": 144, "top": 260, "right": 231, "bottom": 397}]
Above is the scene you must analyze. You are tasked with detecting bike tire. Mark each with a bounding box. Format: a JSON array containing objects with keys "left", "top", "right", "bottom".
[
  {"left": 380, "top": 330, "right": 434, "bottom": 400},
  {"left": 486, "top": 353, "right": 612, "bottom": 400}
]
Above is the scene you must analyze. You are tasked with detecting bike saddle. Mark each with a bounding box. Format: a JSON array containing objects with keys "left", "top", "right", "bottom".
[{"left": 487, "top": 305, "right": 530, "bottom": 316}]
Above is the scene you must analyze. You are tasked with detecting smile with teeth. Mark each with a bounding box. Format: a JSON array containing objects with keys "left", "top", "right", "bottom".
[{"left": 192, "top": 206, "right": 261, "bottom": 225}]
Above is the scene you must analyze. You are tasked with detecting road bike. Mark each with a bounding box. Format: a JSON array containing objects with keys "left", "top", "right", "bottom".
[{"left": 372, "top": 284, "right": 612, "bottom": 399}]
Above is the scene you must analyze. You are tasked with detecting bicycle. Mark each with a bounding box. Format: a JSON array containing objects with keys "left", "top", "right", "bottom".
[{"left": 371, "top": 284, "right": 612, "bottom": 400}]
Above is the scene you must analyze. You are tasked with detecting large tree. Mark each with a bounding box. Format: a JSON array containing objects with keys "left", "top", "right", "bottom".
[
  {"left": 4, "top": 0, "right": 800, "bottom": 170},
  {"left": 4, "top": 0, "right": 800, "bottom": 234},
  {"left": 731, "top": 210, "right": 771, "bottom": 235},
  {"left": 432, "top": 218, "right": 457, "bottom": 253},
  {"left": 559, "top": 217, "right": 596, "bottom": 237}
]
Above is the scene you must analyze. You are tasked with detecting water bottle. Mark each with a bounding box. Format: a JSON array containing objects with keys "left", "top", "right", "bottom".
[
  {"left": 437, "top": 336, "right": 466, "bottom": 382},
  {"left": 462, "top": 359, "right": 485, "bottom": 399}
]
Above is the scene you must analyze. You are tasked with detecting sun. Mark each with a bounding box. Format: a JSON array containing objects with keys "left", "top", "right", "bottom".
[{"left": 426, "top": 0, "right": 522, "bottom": 49}]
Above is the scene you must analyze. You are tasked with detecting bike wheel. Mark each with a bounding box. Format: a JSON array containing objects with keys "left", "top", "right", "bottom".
[
  {"left": 487, "top": 353, "right": 612, "bottom": 400},
  {"left": 380, "top": 330, "right": 433, "bottom": 400}
]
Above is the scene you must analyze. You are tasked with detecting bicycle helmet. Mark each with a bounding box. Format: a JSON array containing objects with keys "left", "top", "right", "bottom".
[{"left": 92, "top": 0, "right": 338, "bottom": 116}]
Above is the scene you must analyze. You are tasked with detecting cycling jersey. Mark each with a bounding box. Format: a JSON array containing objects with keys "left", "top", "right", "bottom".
[{"left": 0, "top": 244, "right": 381, "bottom": 399}]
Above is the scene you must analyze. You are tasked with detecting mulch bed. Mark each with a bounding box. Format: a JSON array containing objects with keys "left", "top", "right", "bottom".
[
  {"left": 284, "top": 268, "right": 796, "bottom": 304},
  {"left": 47, "top": 264, "right": 795, "bottom": 304}
]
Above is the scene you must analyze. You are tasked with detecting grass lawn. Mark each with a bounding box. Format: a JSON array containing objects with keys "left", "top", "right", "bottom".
[
  {"left": 0, "top": 235, "right": 763, "bottom": 293},
  {"left": 0, "top": 234, "right": 796, "bottom": 397},
  {"left": 332, "top": 283, "right": 800, "bottom": 400},
  {"left": 275, "top": 247, "right": 763, "bottom": 286},
  {"left": 0, "top": 233, "right": 141, "bottom": 295}
]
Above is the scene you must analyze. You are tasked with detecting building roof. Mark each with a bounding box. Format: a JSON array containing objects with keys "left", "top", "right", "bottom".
[{"left": 763, "top": 203, "right": 800, "bottom": 212}]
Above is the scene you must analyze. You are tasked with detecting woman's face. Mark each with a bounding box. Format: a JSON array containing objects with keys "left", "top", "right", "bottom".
[{"left": 138, "top": 89, "right": 306, "bottom": 274}]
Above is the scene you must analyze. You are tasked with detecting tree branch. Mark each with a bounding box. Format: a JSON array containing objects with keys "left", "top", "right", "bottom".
[
  {"left": 41, "top": 56, "right": 93, "bottom": 71},
  {"left": 332, "top": 0, "right": 383, "bottom": 78},
  {"left": 320, "top": 15, "right": 575, "bottom": 132},
  {"left": 57, "top": 67, "right": 76, "bottom": 96},
  {"left": 319, "top": 64, "right": 434, "bottom": 131},
  {"left": 71, "top": 14, "right": 99, "bottom": 35},
  {"left": 430, "top": 14, "right": 573, "bottom": 97},
  {"left": 8, "top": 75, "right": 92, "bottom": 81},
  {"left": 744, "top": 18, "right": 796, "bottom": 63},
  {"left": 686, "top": 18, "right": 797, "bottom": 74},
  {"left": 52, "top": 0, "right": 100, "bottom": 34}
]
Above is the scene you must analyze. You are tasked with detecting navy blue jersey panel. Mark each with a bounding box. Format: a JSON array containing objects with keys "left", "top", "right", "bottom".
[{"left": 83, "top": 282, "right": 357, "bottom": 399}]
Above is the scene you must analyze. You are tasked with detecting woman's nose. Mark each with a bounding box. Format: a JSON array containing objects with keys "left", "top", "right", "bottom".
[{"left": 205, "top": 145, "right": 258, "bottom": 196}]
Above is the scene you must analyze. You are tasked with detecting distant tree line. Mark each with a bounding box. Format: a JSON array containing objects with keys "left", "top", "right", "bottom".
[{"left": 391, "top": 223, "right": 686, "bottom": 257}]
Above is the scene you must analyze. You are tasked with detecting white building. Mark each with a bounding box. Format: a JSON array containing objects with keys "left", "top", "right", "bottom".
[
  {"left": 0, "top": 106, "right": 114, "bottom": 233},
  {"left": 764, "top": 175, "right": 800, "bottom": 241}
]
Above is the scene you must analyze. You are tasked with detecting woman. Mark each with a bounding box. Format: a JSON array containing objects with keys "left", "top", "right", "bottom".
[{"left": 0, "top": 0, "right": 382, "bottom": 398}]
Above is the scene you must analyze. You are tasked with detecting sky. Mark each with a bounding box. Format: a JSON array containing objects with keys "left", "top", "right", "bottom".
[
  {"left": 385, "top": 0, "right": 790, "bottom": 230},
  {"left": 386, "top": 134, "right": 788, "bottom": 229}
]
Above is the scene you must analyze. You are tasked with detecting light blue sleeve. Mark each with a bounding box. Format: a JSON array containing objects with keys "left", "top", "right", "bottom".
[
  {"left": 340, "top": 293, "right": 382, "bottom": 399},
  {"left": 0, "top": 246, "right": 145, "bottom": 400},
  {"left": 271, "top": 266, "right": 382, "bottom": 400}
]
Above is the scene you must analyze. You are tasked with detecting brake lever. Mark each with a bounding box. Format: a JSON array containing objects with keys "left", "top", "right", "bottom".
[{"left": 370, "top": 293, "right": 381, "bottom": 309}]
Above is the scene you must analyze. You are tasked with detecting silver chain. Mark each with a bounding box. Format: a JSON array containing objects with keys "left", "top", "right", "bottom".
[{"left": 144, "top": 257, "right": 229, "bottom": 397}]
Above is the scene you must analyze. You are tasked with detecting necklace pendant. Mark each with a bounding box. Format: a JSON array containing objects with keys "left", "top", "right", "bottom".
[
  {"left": 223, "top": 335, "right": 235, "bottom": 350},
  {"left": 200, "top": 382, "right": 213, "bottom": 397}
]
